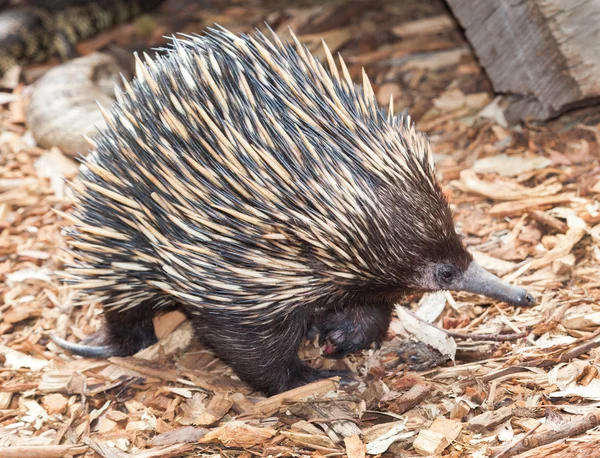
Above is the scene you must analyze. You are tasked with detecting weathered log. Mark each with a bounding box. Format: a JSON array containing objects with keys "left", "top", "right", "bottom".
[{"left": 446, "top": 0, "right": 600, "bottom": 122}]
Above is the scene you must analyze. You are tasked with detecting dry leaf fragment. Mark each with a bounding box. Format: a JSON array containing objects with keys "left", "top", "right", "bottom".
[
  {"left": 178, "top": 393, "right": 207, "bottom": 426},
  {"left": 84, "top": 438, "right": 129, "bottom": 458},
  {"left": 458, "top": 169, "right": 562, "bottom": 201},
  {"left": 561, "top": 304, "right": 600, "bottom": 329},
  {"left": 198, "top": 420, "right": 276, "bottom": 448},
  {"left": 434, "top": 88, "right": 466, "bottom": 112},
  {"left": 182, "top": 369, "right": 251, "bottom": 394},
  {"left": 366, "top": 420, "right": 412, "bottom": 455},
  {"left": 6, "top": 267, "right": 53, "bottom": 286},
  {"left": 34, "top": 148, "right": 79, "bottom": 199},
  {"left": 131, "top": 443, "right": 194, "bottom": 458},
  {"left": 153, "top": 310, "right": 187, "bottom": 339},
  {"left": 0, "top": 345, "right": 49, "bottom": 371},
  {"left": 135, "top": 321, "right": 193, "bottom": 360},
  {"left": 38, "top": 369, "right": 88, "bottom": 394},
  {"left": 478, "top": 96, "right": 508, "bottom": 127},
  {"left": 489, "top": 194, "right": 574, "bottom": 217},
  {"left": 395, "top": 305, "right": 456, "bottom": 361},
  {"left": 549, "top": 379, "right": 600, "bottom": 401},
  {"left": 415, "top": 291, "right": 448, "bottom": 323},
  {"left": 0, "top": 392, "right": 13, "bottom": 409},
  {"left": 473, "top": 154, "right": 552, "bottom": 177},
  {"left": 148, "top": 426, "right": 208, "bottom": 447}
]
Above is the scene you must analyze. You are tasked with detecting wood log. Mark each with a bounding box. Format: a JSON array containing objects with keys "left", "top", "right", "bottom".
[{"left": 446, "top": 0, "right": 600, "bottom": 122}]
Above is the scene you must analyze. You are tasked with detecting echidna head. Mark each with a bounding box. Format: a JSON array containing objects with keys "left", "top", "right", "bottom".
[
  {"left": 343, "top": 154, "right": 534, "bottom": 308},
  {"left": 421, "top": 260, "right": 534, "bottom": 306}
]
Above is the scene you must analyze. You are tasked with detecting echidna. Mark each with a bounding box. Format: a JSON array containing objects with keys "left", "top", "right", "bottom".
[{"left": 53, "top": 27, "right": 534, "bottom": 395}]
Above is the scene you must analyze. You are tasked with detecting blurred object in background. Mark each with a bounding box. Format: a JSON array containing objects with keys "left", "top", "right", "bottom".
[
  {"left": 447, "top": 0, "right": 600, "bottom": 123},
  {"left": 24, "top": 51, "right": 129, "bottom": 157},
  {"left": 0, "top": 0, "right": 165, "bottom": 76}
]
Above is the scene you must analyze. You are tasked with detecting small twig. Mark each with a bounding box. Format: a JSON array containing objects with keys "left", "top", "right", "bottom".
[
  {"left": 445, "top": 329, "right": 527, "bottom": 341},
  {"left": 307, "top": 415, "right": 359, "bottom": 424},
  {"left": 559, "top": 329, "right": 600, "bottom": 362},
  {"left": 495, "top": 409, "right": 600, "bottom": 457},
  {"left": 479, "top": 366, "right": 537, "bottom": 384},
  {"left": 495, "top": 305, "right": 536, "bottom": 344},
  {"left": 409, "top": 308, "right": 527, "bottom": 342},
  {"left": 494, "top": 421, "right": 541, "bottom": 458}
]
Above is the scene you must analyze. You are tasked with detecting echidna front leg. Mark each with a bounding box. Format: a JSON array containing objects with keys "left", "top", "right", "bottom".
[
  {"left": 192, "top": 312, "right": 339, "bottom": 395},
  {"left": 318, "top": 302, "right": 394, "bottom": 359},
  {"left": 53, "top": 306, "right": 158, "bottom": 358}
]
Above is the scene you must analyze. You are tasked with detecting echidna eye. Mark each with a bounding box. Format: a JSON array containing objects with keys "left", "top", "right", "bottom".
[{"left": 436, "top": 264, "right": 457, "bottom": 285}]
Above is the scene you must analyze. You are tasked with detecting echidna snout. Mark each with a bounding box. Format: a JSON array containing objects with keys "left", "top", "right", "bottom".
[
  {"left": 415, "top": 260, "right": 534, "bottom": 306},
  {"left": 449, "top": 261, "right": 534, "bottom": 306}
]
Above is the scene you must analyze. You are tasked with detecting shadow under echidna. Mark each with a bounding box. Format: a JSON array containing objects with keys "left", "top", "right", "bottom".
[{"left": 52, "top": 26, "right": 535, "bottom": 395}]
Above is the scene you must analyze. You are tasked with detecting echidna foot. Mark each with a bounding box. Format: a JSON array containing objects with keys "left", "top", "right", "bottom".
[
  {"left": 319, "top": 324, "right": 371, "bottom": 359},
  {"left": 308, "top": 369, "right": 357, "bottom": 387},
  {"left": 318, "top": 303, "right": 394, "bottom": 359},
  {"left": 53, "top": 309, "right": 158, "bottom": 358}
]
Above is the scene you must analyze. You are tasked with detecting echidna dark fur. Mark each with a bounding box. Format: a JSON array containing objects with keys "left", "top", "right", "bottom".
[{"left": 54, "top": 26, "right": 534, "bottom": 395}]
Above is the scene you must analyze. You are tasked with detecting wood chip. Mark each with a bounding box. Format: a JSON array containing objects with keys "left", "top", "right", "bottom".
[
  {"left": 468, "top": 406, "right": 513, "bottom": 432},
  {"left": 198, "top": 421, "right": 277, "bottom": 448},
  {"left": 253, "top": 378, "right": 339, "bottom": 416},
  {"left": 390, "top": 383, "right": 434, "bottom": 415},
  {"left": 344, "top": 435, "right": 367, "bottom": 458},
  {"left": 413, "top": 417, "right": 463, "bottom": 456},
  {"left": 41, "top": 393, "right": 68, "bottom": 415},
  {"left": 193, "top": 392, "right": 234, "bottom": 426}
]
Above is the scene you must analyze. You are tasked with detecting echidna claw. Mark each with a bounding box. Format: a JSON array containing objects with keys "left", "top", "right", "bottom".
[
  {"left": 50, "top": 333, "right": 114, "bottom": 358},
  {"left": 316, "top": 369, "right": 357, "bottom": 387}
]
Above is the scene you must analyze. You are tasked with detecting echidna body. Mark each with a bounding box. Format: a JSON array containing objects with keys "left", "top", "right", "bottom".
[{"left": 56, "top": 27, "right": 534, "bottom": 395}]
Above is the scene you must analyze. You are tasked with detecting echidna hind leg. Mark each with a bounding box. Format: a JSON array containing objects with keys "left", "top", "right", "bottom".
[
  {"left": 100, "top": 307, "right": 158, "bottom": 355},
  {"left": 55, "top": 303, "right": 159, "bottom": 358},
  {"left": 318, "top": 302, "right": 394, "bottom": 359},
  {"left": 191, "top": 311, "right": 343, "bottom": 395}
]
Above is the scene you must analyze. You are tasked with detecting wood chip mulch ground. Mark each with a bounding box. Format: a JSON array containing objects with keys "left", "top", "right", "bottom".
[{"left": 2, "top": 0, "right": 600, "bottom": 457}]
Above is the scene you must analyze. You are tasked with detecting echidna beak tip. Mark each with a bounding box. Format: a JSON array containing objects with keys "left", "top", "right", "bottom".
[
  {"left": 456, "top": 262, "right": 535, "bottom": 308},
  {"left": 516, "top": 290, "right": 536, "bottom": 307}
]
